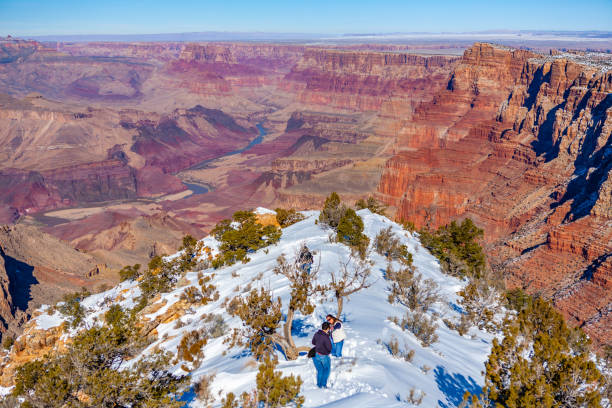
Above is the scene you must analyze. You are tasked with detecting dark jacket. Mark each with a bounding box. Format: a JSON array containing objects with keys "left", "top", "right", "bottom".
[{"left": 312, "top": 329, "right": 332, "bottom": 355}]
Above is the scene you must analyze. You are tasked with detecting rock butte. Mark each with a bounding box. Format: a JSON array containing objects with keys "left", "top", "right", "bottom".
[{"left": 0, "top": 37, "right": 610, "bottom": 348}]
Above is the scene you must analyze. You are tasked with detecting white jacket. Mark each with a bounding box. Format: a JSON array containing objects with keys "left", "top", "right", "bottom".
[{"left": 331, "top": 322, "right": 346, "bottom": 342}]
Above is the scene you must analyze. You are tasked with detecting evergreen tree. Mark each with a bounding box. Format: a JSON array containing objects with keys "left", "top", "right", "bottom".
[
  {"left": 227, "top": 287, "right": 283, "bottom": 359},
  {"left": 420, "top": 218, "right": 486, "bottom": 278},
  {"left": 212, "top": 210, "right": 282, "bottom": 267},
  {"left": 318, "top": 192, "right": 347, "bottom": 229},
  {"left": 273, "top": 253, "right": 325, "bottom": 359},
  {"left": 355, "top": 196, "right": 387, "bottom": 216},
  {"left": 470, "top": 297, "right": 604, "bottom": 408}
]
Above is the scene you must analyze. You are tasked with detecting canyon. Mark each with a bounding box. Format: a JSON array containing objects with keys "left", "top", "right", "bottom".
[{"left": 0, "top": 36, "right": 609, "bottom": 348}]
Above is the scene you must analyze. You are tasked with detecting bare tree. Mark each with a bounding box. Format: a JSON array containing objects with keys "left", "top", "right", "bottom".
[
  {"left": 329, "top": 254, "right": 374, "bottom": 317},
  {"left": 272, "top": 247, "right": 325, "bottom": 359}
]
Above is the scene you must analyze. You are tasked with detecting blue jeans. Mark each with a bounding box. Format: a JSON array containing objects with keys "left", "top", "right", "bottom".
[
  {"left": 312, "top": 353, "right": 331, "bottom": 388},
  {"left": 332, "top": 339, "right": 344, "bottom": 357}
]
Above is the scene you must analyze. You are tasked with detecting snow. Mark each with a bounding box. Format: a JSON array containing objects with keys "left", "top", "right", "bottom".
[
  {"left": 254, "top": 207, "right": 277, "bottom": 215},
  {"left": 23, "top": 210, "right": 497, "bottom": 407}
]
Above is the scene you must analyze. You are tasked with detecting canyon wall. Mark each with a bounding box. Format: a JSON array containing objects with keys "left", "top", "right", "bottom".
[{"left": 378, "top": 43, "right": 612, "bottom": 347}]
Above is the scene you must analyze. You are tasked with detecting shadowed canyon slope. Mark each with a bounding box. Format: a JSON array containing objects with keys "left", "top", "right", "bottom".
[
  {"left": 378, "top": 43, "right": 612, "bottom": 347},
  {"left": 0, "top": 37, "right": 610, "bottom": 347}
]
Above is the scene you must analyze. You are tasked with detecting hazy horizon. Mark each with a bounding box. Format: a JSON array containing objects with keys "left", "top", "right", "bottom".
[{"left": 1, "top": 0, "right": 611, "bottom": 37}]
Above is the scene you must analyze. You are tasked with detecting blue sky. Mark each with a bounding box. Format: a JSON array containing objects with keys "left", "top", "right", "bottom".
[{"left": 1, "top": 0, "right": 611, "bottom": 36}]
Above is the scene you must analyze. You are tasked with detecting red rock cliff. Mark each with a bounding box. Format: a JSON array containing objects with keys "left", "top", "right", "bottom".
[{"left": 378, "top": 43, "right": 612, "bottom": 347}]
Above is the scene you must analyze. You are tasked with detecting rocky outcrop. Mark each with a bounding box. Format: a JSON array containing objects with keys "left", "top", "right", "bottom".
[
  {"left": 284, "top": 48, "right": 458, "bottom": 111},
  {"left": 0, "top": 224, "right": 110, "bottom": 338},
  {"left": 378, "top": 43, "right": 612, "bottom": 347}
]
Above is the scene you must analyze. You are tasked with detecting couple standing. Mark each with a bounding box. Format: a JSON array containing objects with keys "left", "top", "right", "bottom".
[{"left": 311, "top": 314, "right": 346, "bottom": 388}]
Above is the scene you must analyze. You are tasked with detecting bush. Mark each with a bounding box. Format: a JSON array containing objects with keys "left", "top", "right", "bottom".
[
  {"left": 177, "top": 329, "right": 207, "bottom": 369},
  {"left": 318, "top": 192, "right": 347, "bottom": 229},
  {"left": 391, "top": 311, "right": 439, "bottom": 347},
  {"left": 374, "top": 227, "right": 413, "bottom": 265},
  {"left": 355, "top": 196, "right": 387, "bottom": 216},
  {"left": 58, "top": 288, "right": 91, "bottom": 328},
  {"left": 211, "top": 210, "right": 282, "bottom": 268},
  {"left": 275, "top": 208, "right": 305, "bottom": 228},
  {"left": 255, "top": 355, "right": 304, "bottom": 407},
  {"left": 138, "top": 256, "right": 178, "bottom": 300},
  {"left": 119, "top": 264, "right": 141, "bottom": 282},
  {"left": 202, "top": 314, "right": 227, "bottom": 338},
  {"left": 419, "top": 218, "right": 486, "bottom": 278},
  {"left": 458, "top": 277, "right": 502, "bottom": 333},
  {"left": 386, "top": 264, "right": 439, "bottom": 313},
  {"left": 226, "top": 288, "right": 283, "bottom": 359},
  {"left": 2, "top": 335, "right": 14, "bottom": 350},
  {"left": 386, "top": 336, "right": 415, "bottom": 362},
  {"left": 337, "top": 208, "right": 370, "bottom": 258},
  {"left": 195, "top": 373, "right": 216, "bottom": 406},
  {"left": 222, "top": 356, "right": 304, "bottom": 408},
  {"left": 13, "top": 318, "right": 186, "bottom": 407},
  {"left": 474, "top": 298, "right": 604, "bottom": 408}
]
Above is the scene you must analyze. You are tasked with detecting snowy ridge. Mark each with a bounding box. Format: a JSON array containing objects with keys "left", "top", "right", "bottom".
[{"left": 30, "top": 210, "right": 495, "bottom": 407}]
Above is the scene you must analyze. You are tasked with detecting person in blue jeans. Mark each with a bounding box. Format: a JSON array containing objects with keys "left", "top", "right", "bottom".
[
  {"left": 311, "top": 322, "right": 332, "bottom": 388},
  {"left": 326, "top": 314, "right": 346, "bottom": 357}
]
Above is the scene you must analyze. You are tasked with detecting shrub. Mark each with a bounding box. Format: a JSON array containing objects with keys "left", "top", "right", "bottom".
[
  {"left": 195, "top": 373, "right": 216, "bottom": 406},
  {"left": 273, "top": 252, "right": 325, "bottom": 360},
  {"left": 211, "top": 210, "right": 282, "bottom": 268},
  {"left": 337, "top": 208, "right": 370, "bottom": 258},
  {"left": 387, "top": 264, "right": 439, "bottom": 313},
  {"left": 255, "top": 355, "right": 304, "bottom": 408},
  {"left": 13, "top": 322, "right": 186, "bottom": 407},
  {"left": 318, "top": 192, "right": 347, "bottom": 229},
  {"left": 374, "top": 226, "right": 413, "bottom": 265},
  {"left": 203, "top": 314, "right": 227, "bottom": 338},
  {"left": 58, "top": 288, "right": 91, "bottom": 328},
  {"left": 419, "top": 218, "right": 486, "bottom": 278},
  {"left": 2, "top": 335, "right": 14, "bottom": 350},
  {"left": 177, "top": 329, "right": 207, "bottom": 369},
  {"left": 275, "top": 208, "right": 305, "bottom": 228},
  {"left": 470, "top": 298, "right": 604, "bottom": 408},
  {"left": 355, "top": 196, "right": 387, "bottom": 216},
  {"left": 226, "top": 288, "right": 282, "bottom": 360},
  {"left": 138, "top": 256, "right": 178, "bottom": 299},
  {"left": 330, "top": 255, "right": 372, "bottom": 317},
  {"left": 119, "top": 264, "right": 141, "bottom": 282},
  {"left": 504, "top": 287, "right": 533, "bottom": 312},
  {"left": 391, "top": 311, "right": 439, "bottom": 347},
  {"left": 458, "top": 277, "right": 502, "bottom": 333},
  {"left": 386, "top": 336, "right": 415, "bottom": 362}
]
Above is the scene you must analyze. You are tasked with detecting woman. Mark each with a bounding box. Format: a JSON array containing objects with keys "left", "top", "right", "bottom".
[
  {"left": 311, "top": 321, "right": 332, "bottom": 388},
  {"left": 326, "top": 314, "right": 346, "bottom": 357}
]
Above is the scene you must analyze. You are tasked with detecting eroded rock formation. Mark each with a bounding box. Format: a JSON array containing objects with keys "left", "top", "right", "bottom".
[{"left": 378, "top": 43, "right": 612, "bottom": 347}]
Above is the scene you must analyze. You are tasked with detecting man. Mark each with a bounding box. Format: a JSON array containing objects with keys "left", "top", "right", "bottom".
[{"left": 311, "top": 321, "right": 332, "bottom": 388}]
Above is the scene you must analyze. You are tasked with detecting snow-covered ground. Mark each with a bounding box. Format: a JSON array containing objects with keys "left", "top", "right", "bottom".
[{"left": 30, "top": 210, "right": 496, "bottom": 407}]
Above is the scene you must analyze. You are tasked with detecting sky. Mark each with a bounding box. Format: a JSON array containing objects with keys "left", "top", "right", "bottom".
[{"left": 1, "top": 0, "right": 611, "bottom": 37}]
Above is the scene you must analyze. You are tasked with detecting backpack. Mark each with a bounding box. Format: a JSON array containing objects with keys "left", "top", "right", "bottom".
[{"left": 307, "top": 347, "right": 316, "bottom": 358}]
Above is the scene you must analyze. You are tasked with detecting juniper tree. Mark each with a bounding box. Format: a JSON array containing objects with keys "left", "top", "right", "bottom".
[
  {"left": 211, "top": 210, "right": 282, "bottom": 267},
  {"left": 465, "top": 297, "right": 604, "bottom": 408},
  {"left": 355, "top": 196, "right": 387, "bottom": 216},
  {"left": 386, "top": 263, "right": 439, "bottom": 313},
  {"left": 329, "top": 254, "right": 373, "bottom": 317},
  {"left": 272, "top": 251, "right": 325, "bottom": 359},
  {"left": 221, "top": 356, "right": 304, "bottom": 408},
  {"left": 13, "top": 306, "right": 186, "bottom": 408},
  {"left": 318, "top": 192, "right": 347, "bottom": 229},
  {"left": 227, "top": 287, "right": 283, "bottom": 360},
  {"left": 419, "top": 218, "right": 486, "bottom": 278},
  {"left": 275, "top": 208, "right": 305, "bottom": 228}
]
